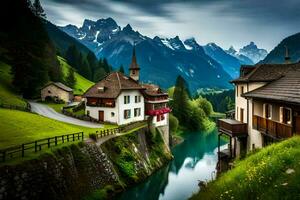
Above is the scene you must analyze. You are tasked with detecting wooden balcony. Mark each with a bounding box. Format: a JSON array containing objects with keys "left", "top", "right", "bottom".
[
  {"left": 218, "top": 119, "right": 248, "bottom": 137},
  {"left": 253, "top": 115, "right": 293, "bottom": 139}
]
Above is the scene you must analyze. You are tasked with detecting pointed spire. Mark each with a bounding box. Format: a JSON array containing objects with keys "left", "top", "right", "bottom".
[
  {"left": 130, "top": 44, "right": 140, "bottom": 70},
  {"left": 285, "top": 45, "right": 291, "bottom": 64},
  {"left": 129, "top": 43, "right": 140, "bottom": 82}
]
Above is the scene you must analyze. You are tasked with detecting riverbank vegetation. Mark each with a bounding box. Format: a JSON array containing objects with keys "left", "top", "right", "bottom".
[
  {"left": 190, "top": 136, "right": 300, "bottom": 200},
  {"left": 170, "top": 75, "right": 215, "bottom": 133},
  {"left": 199, "top": 89, "right": 234, "bottom": 113}
]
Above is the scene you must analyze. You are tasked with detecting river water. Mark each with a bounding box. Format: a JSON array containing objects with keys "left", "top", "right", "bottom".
[{"left": 118, "top": 128, "right": 226, "bottom": 200}]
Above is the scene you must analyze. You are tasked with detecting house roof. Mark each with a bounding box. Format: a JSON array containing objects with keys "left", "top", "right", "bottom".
[
  {"left": 141, "top": 84, "right": 168, "bottom": 97},
  {"left": 83, "top": 72, "right": 144, "bottom": 98},
  {"left": 43, "top": 82, "right": 73, "bottom": 92},
  {"left": 242, "top": 70, "right": 300, "bottom": 105},
  {"left": 231, "top": 63, "right": 300, "bottom": 83}
]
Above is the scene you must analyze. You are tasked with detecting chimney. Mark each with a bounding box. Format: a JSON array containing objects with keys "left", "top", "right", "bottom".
[
  {"left": 129, "top": 44, "right": 140, "bottom": 82},
  {"left": 285, "top": 46, "right": 291, "bottom": 64}
]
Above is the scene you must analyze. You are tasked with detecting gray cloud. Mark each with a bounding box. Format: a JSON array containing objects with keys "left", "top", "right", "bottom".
[{"left": 42, "top": 0, "right": 300, "bottom": 50}]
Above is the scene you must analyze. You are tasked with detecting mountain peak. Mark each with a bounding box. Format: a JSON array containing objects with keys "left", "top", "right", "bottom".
[
  {"left": 239, "top": 42, "right": 268, "bottom": 63},
  {"left": 227, "top": 46, "right": 237, "bottom": 55},
  {"left": 123, "top": 24, "right": 133, "bottom": 31}
]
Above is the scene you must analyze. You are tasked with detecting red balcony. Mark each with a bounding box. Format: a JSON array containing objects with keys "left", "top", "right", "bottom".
[{"left": 146, "top": 107, "right": 171, "bottom": 116}]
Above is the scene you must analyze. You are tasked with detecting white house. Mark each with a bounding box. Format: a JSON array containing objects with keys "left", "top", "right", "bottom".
[
  {"left": 83, "top": 46, "right": 171, "bottom": 126},
  {"left": 83, "top": 72, "right": 145, "bottom": 125}
]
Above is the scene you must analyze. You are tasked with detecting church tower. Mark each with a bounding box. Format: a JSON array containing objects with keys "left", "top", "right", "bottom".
[{"left": 129, "top": 45, "right": 140, "bottom": 82}]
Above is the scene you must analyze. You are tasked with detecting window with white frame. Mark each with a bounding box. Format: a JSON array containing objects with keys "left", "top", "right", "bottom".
[
  {"left": 135, "top": 95, "right": 141, "bottom": 103},
  {"left": 124, "top": 95, "right": 130, "bottom": 104},
  {"left": 263, "top": 104, "right": 272, "bottom": 119},
  {"left": 124, "top": 109, "right": 131, "bottom": 119},
  {"left": 134, "top": 108, "right": 141, "bottom": 117},
  {"left": 280, "top": 107, "right": 292, "bottom": 124}
]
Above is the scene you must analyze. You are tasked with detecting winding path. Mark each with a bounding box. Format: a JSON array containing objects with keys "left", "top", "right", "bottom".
[{"left": 29, "top": 102, "right": 102, "bottom": 128}]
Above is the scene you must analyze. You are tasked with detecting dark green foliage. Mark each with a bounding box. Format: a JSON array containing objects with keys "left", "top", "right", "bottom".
[
  {"left": 65, "top": 67, "right": 76, "bottom": 88},
  {"left": 119, "top": 65, "right": 125, "bottom": 73},
  {"left": 65, "top": 45, "right": 80, "bottom": 70},
  {"left": 169, "top": 114, "right": 179, "bottom": 134},
  {"left": 0, "top": 0, "right": 61, "bottom": 98},
  {"left": 93, "top": 58, "right": 113, "bottom": 81},
  {"left": 31, "top": 0, "right": 46, "bottom": 19},
  {"left": 197, "top": 98, "right": 213, "bottom": 116},
  {"left": 172, "top": 75, "right": 191, "bottom": 125},
  {"left": 78, "top": 53, "right": 92, "bottom": 80},
  {"left": 202, "top": 90, "right": 235, "bottom": 113},
  {"left": 86, "top": 51, "right": 98, "bottom": 75}
]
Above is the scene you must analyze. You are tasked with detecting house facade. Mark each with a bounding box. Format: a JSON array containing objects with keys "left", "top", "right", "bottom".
[
  {"left": 218, "top": 56, "right": 300, "bottom": 164},
  {"left": 83, "top": 47, "right": 171, "bottom": 128},
  {"left": 41, "top": 82, "right": 73, "bottom": 103}
]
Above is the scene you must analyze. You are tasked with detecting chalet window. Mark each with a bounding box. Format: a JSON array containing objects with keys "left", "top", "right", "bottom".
[
  {"left": 241, "top": 86, "right": 244, "bottom": 95},
  {"left": 157, "top": 115, "right": 161, "bottom": 122},
  {"left": 111, "top": 112, "right": 115, "bottom": 117},
  {"left": 264, "top": 104, "right": 272, "bottom": 119},
  {"left": 280, "top": 107, "right": 292, "bottom": 124},
  {"left": 124, "top": 109, "right": 131, "bottom": 119},
  {"left": 124, "top": 96, "right": 130, "bottom": 104},
  {"left": 134, "top": 108, "right": 141, "bottom": 117},
  {"left": 87, "top": 110, "right": 90, "bottom": 116},
  {"left": 236, "top": 86, "right": 239, "bottom": 97},
  {"left": 135, "top": 95, "right": 141, "bottom": 103},
  {"left": 48, "top": 90, "right": 51, "bottom": 94}
]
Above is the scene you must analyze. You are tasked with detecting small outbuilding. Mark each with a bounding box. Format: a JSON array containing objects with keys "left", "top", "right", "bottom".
[{"left": 41, "top": 82, "right": 73, "bottom": 103}]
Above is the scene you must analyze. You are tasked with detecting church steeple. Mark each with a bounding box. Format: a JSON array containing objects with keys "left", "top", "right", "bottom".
[{"left": 129, "top": 45, "right": 140, "bottom": 81}]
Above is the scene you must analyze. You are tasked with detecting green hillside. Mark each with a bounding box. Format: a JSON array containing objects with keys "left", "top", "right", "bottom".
[
  {"left": 191, "top": 136, "right": 300, "bottom": 200},
  {"left": 0, "top": 61, "right": 27, "bottom": 108},
  {"left": 58, "top": 56, "right": 94, "bottom": 95},
  {"left": 0, "top": 108, "right": 112, "bottom": 148}
]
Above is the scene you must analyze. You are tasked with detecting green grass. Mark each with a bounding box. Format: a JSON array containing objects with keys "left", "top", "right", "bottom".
[
  {"left": 191, "top": 136, "right": 300, "bottom": 200},
  {"left": 0, "top": 108, "right": 116, "bottom": 149},
  {"left": 0, "top": 61, "right": 27, "bottom": 108},
  {"left": 42, "top": 102, "right": 65, "bottom": 113},
  {"left": 58, "top": 56, "right": 94, "bottom": 95}
]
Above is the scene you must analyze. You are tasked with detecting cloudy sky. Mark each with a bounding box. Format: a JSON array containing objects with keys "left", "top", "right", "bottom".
[{"left": 42, "top": 0, "right": 300, "bottom": 51}]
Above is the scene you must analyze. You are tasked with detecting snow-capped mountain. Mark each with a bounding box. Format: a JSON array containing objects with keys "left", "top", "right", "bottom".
[
  {"left": 60, "top": 18, "right": 232, "bottom": 91},
  {"left": 203, "top": 43, "right": 251, "bottom": 78},
  {"left": 226, "top": 46, "right": 254, "bottom": 65},
  {"left": 238, "top": 42, "right": 268, "bottom": 63}
]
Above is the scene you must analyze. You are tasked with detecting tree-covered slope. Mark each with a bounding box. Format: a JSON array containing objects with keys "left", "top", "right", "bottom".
[
  {"left": 191, "top": 136, "right": 300, "bottom": 200},
  {"left": 0, "top": 61, "right": 27, "bottom": 108},
  {"left": 262, "top": 32, "right": 300, "bottom": 64},
  {"left": 58, "top": 56, "right": 94, "bottom": 95}
]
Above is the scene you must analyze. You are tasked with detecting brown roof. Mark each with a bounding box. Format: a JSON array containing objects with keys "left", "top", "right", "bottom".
[
  {"left": 43, "top": 82, "right": 73, "bottom": 92},
  {"left": 231, "top": 63, "right": 300, "bottom": 83},
  {"left": 83, "top": 72, "right": 144, "bottom": 98},
  {"left": 141, "top": 84, "right": 168, "bottom": 97},
  {"left": 243, "top": 70, "right": 300, "bottom": 105}
]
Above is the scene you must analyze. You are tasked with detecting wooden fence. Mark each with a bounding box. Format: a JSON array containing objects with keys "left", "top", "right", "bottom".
[
  {"left": 92, "top": 128, "right": 120, "bottom": 140},
  {"left": 0, "top": 132, "right": 84, "bottom": 162}
]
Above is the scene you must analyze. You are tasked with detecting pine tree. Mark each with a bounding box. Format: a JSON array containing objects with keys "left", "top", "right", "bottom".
[
  {"left": 86, "top": 51, "right": 97, "bottom": 72},
  {"left": 32, "top": 0, "right": 46, "bottom": 19},
  {"left": 65, "top": 45, "right": 80, "bottom": 70},
  {"left": 102, "top": 58, "right": 112, "bottom": 73},
  {"left": 172, "top": 75, "right": 191, "bottom": 125},
  {"left": 65, "top": 67, "right": 76, "bottom": 88},
  {"left": 78, "top": 53, "right": 92, "bottom": 80},
  {"left": 119, "top": 65, "right": 125, "bottom": 73}
]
